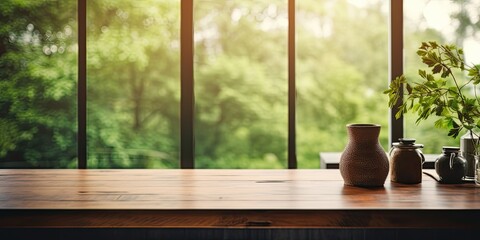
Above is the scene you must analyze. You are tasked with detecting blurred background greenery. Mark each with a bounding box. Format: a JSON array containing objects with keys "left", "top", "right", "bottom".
[{"left": 1, "top": 0, "right": 479, "bottom": 169}]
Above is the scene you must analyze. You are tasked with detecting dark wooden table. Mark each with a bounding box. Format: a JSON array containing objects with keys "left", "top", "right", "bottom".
[{"left": 0, "top": 169, "right": 479, "bottom": 239}]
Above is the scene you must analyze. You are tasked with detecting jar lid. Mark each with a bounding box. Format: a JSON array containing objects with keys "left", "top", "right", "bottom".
[
  {"left": 442, "top": 146, "right": 460, "bottom": 152},
  {"left": 399, "top": 138, "right": 416, "bottom": 145},
  {"left": 392, "top": 138, "right": 424, "bottom": 148}
]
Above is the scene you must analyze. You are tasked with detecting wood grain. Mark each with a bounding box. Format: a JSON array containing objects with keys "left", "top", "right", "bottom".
[{"left": 0, "top": 169, "right": 479, "bottom": 228}]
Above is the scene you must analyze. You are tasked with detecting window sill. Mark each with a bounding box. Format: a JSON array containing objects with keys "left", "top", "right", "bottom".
[{"left": 319, "top": 152, "right": 437, "bottom": 169}]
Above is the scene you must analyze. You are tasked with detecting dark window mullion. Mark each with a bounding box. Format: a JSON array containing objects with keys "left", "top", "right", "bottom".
[
  {"left": 180, "top": 0, "right": 195, "bottom": 169},
  {"left": 288, "top": 0, "right": 297, "bottom": 169},
  {"left": 389, "top": 0, "right": 404, "bottom": 146},
  {"left": 78, "top": 0, "right": 87, "bottom": 169}
]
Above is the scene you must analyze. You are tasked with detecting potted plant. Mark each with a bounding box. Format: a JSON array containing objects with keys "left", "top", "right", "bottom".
[{"left": 384, "top": 41, "right": 480, "bottom": 183}]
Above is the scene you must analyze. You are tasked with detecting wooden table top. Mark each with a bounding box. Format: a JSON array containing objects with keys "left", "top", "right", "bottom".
[{"left": 0, "top": 169, "right": 479, "bottom": 228}]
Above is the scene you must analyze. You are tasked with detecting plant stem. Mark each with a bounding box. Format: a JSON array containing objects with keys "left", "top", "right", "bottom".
[
  {"left": 475, "top": 85, "right": 480, "bottom": 106},
  {"left": 445, "top": 64, "right": 468, "bottom": 105},
  {"left": 439, "top": 46, "right": 467, "bottom": 104},
  {"left": 469, "top": 130, "right": 480, "bottom": 156}
]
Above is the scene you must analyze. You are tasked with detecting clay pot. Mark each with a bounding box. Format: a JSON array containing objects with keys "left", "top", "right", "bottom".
[
  {"left": 339, "top": 124, "right": 389, "bottom": 187},
  {"left": 389, "top": 138, "right": 425, "bottom": 184},
  {"left": 435, "top": 146, "right": 466, "bottom": 184}
]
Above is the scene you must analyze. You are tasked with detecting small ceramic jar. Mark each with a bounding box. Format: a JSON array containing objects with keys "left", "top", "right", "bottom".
[
  {"left": 389, "top": 138, "right": 425, "bottom": 184},
  {"left": 435, "top": 146, "right": 466, "bottom": 184}
]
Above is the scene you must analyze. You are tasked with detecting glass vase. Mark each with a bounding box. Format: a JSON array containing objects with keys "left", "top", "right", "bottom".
[{"left": 476, "top": 155, "right": 480, "bottom": 185}]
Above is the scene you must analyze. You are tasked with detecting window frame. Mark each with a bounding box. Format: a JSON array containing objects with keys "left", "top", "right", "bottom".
[{"left": 76, "top": 0, "right": 404, "bottom": 169}]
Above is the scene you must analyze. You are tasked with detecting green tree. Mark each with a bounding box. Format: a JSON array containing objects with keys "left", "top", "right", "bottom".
[
  {"left": 3, "top": 0, "right": 477, "bottom": 169},
  {"left": 86, "top": 0, "right": 180, "bottom": 168},
  {"left": 296, "top": 0, "right": 389, "bottom": 168},
  {"left": 402, "top": 0, "right": 480, "bottom": 154},
  {"left": 193, "top": 0, "right": 288, "bottom": 168},
  {"left": 0, "top": 0, "right": 77, "bottom": 168}
]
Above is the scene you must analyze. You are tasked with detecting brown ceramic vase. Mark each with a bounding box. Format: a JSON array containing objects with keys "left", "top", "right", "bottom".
[{"left": 339, "top": 124, "right": 389, "bottom": 187}]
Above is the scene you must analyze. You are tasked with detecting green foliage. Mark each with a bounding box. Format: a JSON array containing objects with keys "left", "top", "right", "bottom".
[
  {"left": 0, "top": 0, "right": 77, "bottom": 168},
  {"left": 195, "top": 55, "right": 286, "bottom": 168},
  {"left": 385, "top": 41, "right": 480, "bottom": 148},
  {"left": 85, "top": 0, "right": 181, "bottom": 168},
  {"left": 296, "top": 0, "right": 390, "bottom": 165},
  {"left": 2, "top": 0, "right": 478, "bottom": 168}
]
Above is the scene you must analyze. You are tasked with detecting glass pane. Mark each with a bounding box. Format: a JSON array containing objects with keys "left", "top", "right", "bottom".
[
  {"left": 194, "top": 0, "right": 288, "bottom": 168},
  {"left": 0, "top": 0, "right": 77, "bottom": 168},
  {"left": 87, "top": 0, "right": 180, "bottom": 168},
  {"left": 404, "top": 0, "right": 480, "bottom": 154},
  {"left": 297, "top": 0, "right": 389, "bottom": 168}
]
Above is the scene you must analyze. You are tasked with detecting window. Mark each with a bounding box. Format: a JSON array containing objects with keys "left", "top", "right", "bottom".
[
  {"left": 1, "top": 0, "right": 479, "bottom": 169},
  {"left": 86, "top": 0, "right": 181, "bottom": 168},
  {"left": 403, "top": 0, "right": 480, "bottom": 154},
  {"left": 296, "top": 0, "right": 389, "bottom": 168},
  {"left": 194, "top": 0, "right": 288, "bottom": 168},
  {"left": 0, "top": 0, "right": 77, "bottom": 168}
]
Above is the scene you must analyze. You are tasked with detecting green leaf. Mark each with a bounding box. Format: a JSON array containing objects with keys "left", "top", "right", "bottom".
[
  {"left": 395, "top": 110, "right": 403, "bottom": 119},
  {"left": 441, "top": 68, "right": 450, "bottom": 78},
  {"left": 473, "top": 77, "right": 480, "bottom": 85},
  {"left": 420, "top": 42, "right": 429, "bottom": 50},
  {"left": 448, "top": 128, "right": 460, "bottom": 138},
  {"left": 435, "top": 79, "right": 446, "bottom": 87},
  {"left": 432, "top": 64, "right": 442, "bottom": 74},
  {"left": 446, "top": 117, "right": 454, "bottom": 128},
  {"left": 447, "top": 121, "right": 462, "bottom": 138},
  {"left": 409, "top": 100, "right": 414, "bottom": 110},
  {"left": 412, "top": 103, "right": 420, "bottom": 112},
  {"left": 468, "top": 68, "right": 476, "bottom": 76},
  {"left": 425, "top": 81, "right": 437, "bottom": 88},
  {"left": 468, "top": 66, "right": 480, "bottom": 84},
  {"left": 435, "top": 106, "right": 443, "bottom": 116},
  {"left": 422, "top": 58, "right": 435, "bottom": 67},
  {"left": 418, "top": 69, "right": 427, "bottom": 78},
  {"left": 406, "top": 83, "right": 413, "bottom": 94},
  {"left": 447, "top": 87, "right": 458, "bottom": 95},
  {"left": 448, "top": 99, "right": 459, "bottom": 111},
  {"left": 434, "top": 118, "right": 453, "bottom": 129},
  {"left": 427, "top": 74, "right": 435, "bottom": 82},
  {"left": 416, "top": 49, "right": 427, "bottom": 57},
  {"left": 434, "top": 118, "right": 444, "bottom": 128}
]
